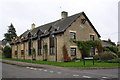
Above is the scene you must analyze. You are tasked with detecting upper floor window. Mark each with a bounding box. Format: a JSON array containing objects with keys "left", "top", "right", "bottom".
[
  {"left": 37, "top": 29, "right": 43, "bottom": 36},
  {"left": 71, "top": 48, "right": 76, "bottom": 56},
  {"left": 81, "top": 19, "right": 86, "bottom": 24},
  {"left": 21, "top": 50, "right": 24, "bottom": 56},
  {"left": 90, "top": 35, "right": 94, "bottom": 40},
  {"left": 28, "top": 32, "right": 31, "bottom": 38},
  {"left": 70, "top": 32, "right": 76, "bottom": 40}
]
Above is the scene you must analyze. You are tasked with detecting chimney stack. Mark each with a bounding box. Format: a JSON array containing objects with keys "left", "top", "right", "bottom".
[
  {"left": 61, "top": 11, "right": 68, "bottom": 19},
  {"left": 31, "top": 23, "right": 35, "bottom": 29}
]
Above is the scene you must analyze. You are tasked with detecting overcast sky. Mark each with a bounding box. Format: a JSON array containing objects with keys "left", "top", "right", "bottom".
[{"left": 0, "top": 0, "right": 119, "bottom": 44}]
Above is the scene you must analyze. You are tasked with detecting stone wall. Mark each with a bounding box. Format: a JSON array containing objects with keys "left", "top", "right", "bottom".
[
  {"left": 63, "top": 14, "right": 99, "bottom": 60},
  {"left": 11, "top": 14, "right": 100, "bottom": 62}
]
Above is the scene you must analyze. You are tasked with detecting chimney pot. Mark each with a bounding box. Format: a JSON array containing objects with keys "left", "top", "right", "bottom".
[
  {"left": 31, "top": 23, "right": 35, "bottom": 29},
  {"left": 61, "top": 11, "right": 68, "bottom": 19}
]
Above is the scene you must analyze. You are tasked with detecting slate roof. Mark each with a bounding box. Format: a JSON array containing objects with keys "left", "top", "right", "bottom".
[
  {"left": 102, "top": 40, "right": 116, "bottom": 47},
  {"left": 16, "top": 12, "right": 101, "bottom": 42}
]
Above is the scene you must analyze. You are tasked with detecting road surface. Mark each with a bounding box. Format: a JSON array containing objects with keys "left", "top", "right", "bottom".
[{"left": 2, "top": 63, "right": 119, "bottom": 79}]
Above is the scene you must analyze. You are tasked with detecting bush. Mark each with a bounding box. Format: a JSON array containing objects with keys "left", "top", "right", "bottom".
[
  {"left": 93, "top": 55, "right": 100, "bottom": 60},
  {"left": 110, "top": 52, "right": 118, "bottom": 58},
  {"left": 103, "top": 46, "right": 119, "bottom": 57},
  {"left": 108, "top": 46, "right": 118, "bottom": 54},
  {"left": 3, "top": 46, "right": 12, "bottom": 58},
  {"left": 62, "top": 45, "right": 71, "bottom": 62},
  {"left": 107, "top": 58, "right": 120, "bottom": 63},
  {"left": 72, "top": 58, "right": 81, "bottom": 62},
  {"left": 103, "top": 47, "right": 111, "bottom": 52},
  {"left": 100, "top": 51, "right": 117, "bottom": 61},
  {"left": 118, "top": 52, "right": 120, "bottom": 58}
]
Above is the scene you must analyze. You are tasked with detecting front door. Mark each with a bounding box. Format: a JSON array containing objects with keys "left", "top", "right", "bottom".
[
  {"left": 32, "top": 49, "right": 36, "bottom": 60},
  {"left": 32, "top": 52, "right": 36, "bottom": 60}
]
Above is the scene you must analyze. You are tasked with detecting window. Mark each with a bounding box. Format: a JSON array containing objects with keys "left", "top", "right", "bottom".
[
  {"left": 70, "top": 32, "right": 76, "bottom": 40},
  {"left": 50, "top": 47, "right": 54, "bottom": 55},
  {"left": 71, "top": 48, "right": 76, "bottom": 56},
  {"left": 90, "top": 48, "right": 95, "bottom": 56},
  {"left": 15, "top": 51, "right": 17, "bottom": 56},
  {"left": 37, "top": 30, "right": 42, "bottom": 35},
  {"left": 28, "top": 39, "right": 32, "bottom": 56},
  {"left": 90, "top": 35, "right": 94, "bottom": 40},
  {"left": 38, "top": 49, "right": 41, "bottom": 55},
  {"left": 81, "top": 19, "right": 86, "bottom": 24},
  {"left": 21, "top": 50, "right": 24, "bottom": 56},
  {"left": 38, "top": 39, "right": 42, "bottom": 55},
  {"left": 50, "top": 35, "right": 54, "bottom": 55}
]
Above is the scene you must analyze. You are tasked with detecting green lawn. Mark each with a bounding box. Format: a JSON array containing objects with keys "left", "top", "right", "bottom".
[{"left": 0, "top": 56, "right": 119, "bottom": 68}]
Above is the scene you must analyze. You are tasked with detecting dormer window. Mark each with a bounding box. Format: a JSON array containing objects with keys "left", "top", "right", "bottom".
[
  {"left": 28, "top": 32, "right": 31, "bottom": 38},
  {"left": 37, "top": 29, "right": 43, "bottom": 36},
  {"left": 44, "top": 30, "right": 47, "bottom": 33},
  {"left": 57, "top": 27, "right": 59, "bottom": 30}
]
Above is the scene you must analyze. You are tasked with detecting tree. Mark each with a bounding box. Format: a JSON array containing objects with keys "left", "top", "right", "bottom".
[
  {"left": 62, "top": 45, "right": 71, "bottom": 62},
  {"left": 3, "top": 23, "right": 17, "bottom": 42},
  {"left": 3, "top": 46, "right": 12, "bottom": 58}
]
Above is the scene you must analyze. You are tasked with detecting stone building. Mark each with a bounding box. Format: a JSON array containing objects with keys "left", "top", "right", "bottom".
[{"left": 10, "top": 11, "right": 101, "bottom": 62}]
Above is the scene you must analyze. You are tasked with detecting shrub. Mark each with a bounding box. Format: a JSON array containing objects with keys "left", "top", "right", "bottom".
[
  {"left": 110, "top": 52, "right": 118, "bottom": 58},
  {"left": 100, "top": 51, "right": 116, "bottom": 61},
  {"left": 72, "top": 57, "right": 81, "bottom": 62},
  {"left": 103, "top": 47, "right": 111, "bottom": 52},
  {"left": 103, "top": 46, "right": 119, "bottom": 57},
  {"left": 107, "top": 58, "right": 120, "bottom": 63},
  {"left": 93, "top": 55, "right": 100, "bottom": 60},
  {"left": 108, "top": 46, "right": 118, "bottom": 54},
  {"left": 3, "top": 46, "right": 12, "bottom": 58},
  {"left": 118, "top": 52, "right": 120, "bottom": 58},
  {"left": 71, "top": 40, "right": 100, "bottom": 58},
  {"left": 62, "top": 45, "right": 71, "bottom": 62}
]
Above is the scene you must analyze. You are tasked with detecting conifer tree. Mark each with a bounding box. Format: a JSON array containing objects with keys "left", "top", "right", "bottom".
[{"left": 3, "top": 23, "right": 17, "bottom": 42}]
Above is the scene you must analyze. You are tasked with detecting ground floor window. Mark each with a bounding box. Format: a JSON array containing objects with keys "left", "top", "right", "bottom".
[
  {"left": 50, "top": 47, "right": 54, "bottom": 55},
  {"left": 90, "top": 48, "right": 95, "bottom": 56},
  {"left": 38, "top": 39, "right": 42, "bottom": 56},
  {"left": 28, "top": 40, "right": 32, "bottom": 56},
  {"left": 38, "top": 49, "right": 42, "bottom": 55},
  {"left": 21, "top": 50, "right": 24, "bottom": 56},
  {"left": 15, "top": 50, "right": 17, "bottom": 56},
  {"left": 71, "top": 48, "right": 76, "bottom": 56}
]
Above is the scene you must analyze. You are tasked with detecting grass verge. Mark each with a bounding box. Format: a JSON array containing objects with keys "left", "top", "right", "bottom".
[{"left": 0, "top": 56, "right": 119, "bottom": 68}]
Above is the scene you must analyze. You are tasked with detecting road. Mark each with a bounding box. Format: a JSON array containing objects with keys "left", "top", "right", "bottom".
[{"left": 2, "top": 63, "right": 119, "bottom": 79}]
